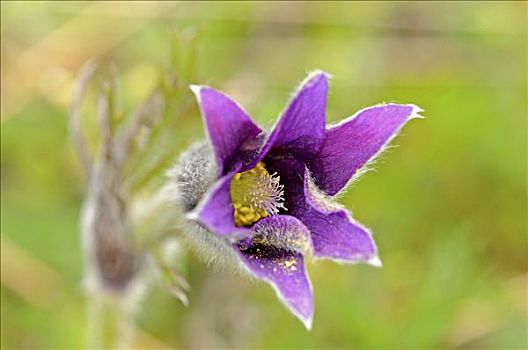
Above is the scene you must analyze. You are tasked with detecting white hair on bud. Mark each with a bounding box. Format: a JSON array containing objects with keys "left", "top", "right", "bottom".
[
  {"left": 179, "top": 219, "right": 245, "bottom": 273},
  {"left": 166, "top": 141, "right": 246, "bottom": 274},
  {"left": 166, "top": 141, "right": 218, "bottom": 212},
  {"left": 80, "top": 161, "right": 142, "bottom": 294}
]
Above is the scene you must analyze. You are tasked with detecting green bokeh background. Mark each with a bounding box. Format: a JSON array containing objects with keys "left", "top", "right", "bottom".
[{"left": 1, "top": 2, "right": 526, "bottom": 349}]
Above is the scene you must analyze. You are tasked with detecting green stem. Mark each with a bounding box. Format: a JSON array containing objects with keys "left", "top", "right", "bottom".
[{"left": 86, "top": 291, "right": 133, "bottom": 349}]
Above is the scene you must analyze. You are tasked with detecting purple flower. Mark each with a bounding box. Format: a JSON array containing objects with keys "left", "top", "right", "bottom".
[{"left": 186, "top": 71, "right": 422, "bottom": 329}]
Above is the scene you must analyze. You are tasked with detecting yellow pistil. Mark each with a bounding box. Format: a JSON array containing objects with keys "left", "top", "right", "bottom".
[{"left": 230, "top": 162, "right": 286, "bottom": 227}]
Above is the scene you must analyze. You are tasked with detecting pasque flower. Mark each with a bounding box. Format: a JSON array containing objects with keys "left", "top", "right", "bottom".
[{"left": 173, "top": 71, "right": 421, "bottom": 329}]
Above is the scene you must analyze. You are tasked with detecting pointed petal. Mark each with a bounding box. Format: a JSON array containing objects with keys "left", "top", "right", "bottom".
[
  {"left": 303, "top": 202, "right": 378, "bottom": 263},
  {"left": 269, "top": 159, "right": 378, "bottom": 263},
  {"left": 189, "top": 170, "right": 252, "bottom": 239},
  {"left": 300, "top": 171, "right": 378, "bottom": 263},
  {"left": 235, "top": 240, "right": 314, "bottom": 329},
  {"left": 309, "top": 103, "right": 423, "bottom": 196},
  {"left": 260, "top": 71, "right": 328, "bottom": 163},
  {"left": 191, "top": 86, "right": 262, "bottom": 175}
]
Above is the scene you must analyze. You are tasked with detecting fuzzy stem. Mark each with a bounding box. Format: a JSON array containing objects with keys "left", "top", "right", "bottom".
[
  {"left": 86, "top": 291, "right": 102, "bottom": 349},
  {"left": 86, "top": 291, "right": 134, "bottom": 349},
  {"left": 71, "top": 34, "right": 197, "bottom": 346},
  {"left": 100, "top": 295, "right": 119, "bottom": 349}
]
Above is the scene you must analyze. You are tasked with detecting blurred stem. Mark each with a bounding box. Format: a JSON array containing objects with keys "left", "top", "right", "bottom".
[
  {"left": 74, "top": 28, "right": 201, "bottom": 350},
  {"left": 86, "top": 291, "right": 102, "bottom": 349},
  {"left": 70, "top": 61, "right": 97, "bottom": 179},
  {"left": 86, "top": 291, "right": 133, "bottom": 349}
]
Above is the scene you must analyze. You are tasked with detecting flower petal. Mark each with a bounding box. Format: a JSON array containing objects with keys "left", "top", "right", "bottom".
[
  {"left": 252, "top": 215, "right": 313, "bottom": 255},
  {"left": 189, "top": 169, "right": 252, "bottom": 239},
  {"left": 309, "top": 103, "right": 423, "bottom": 196},
  {"left": 302, "top": 179, "right": 378, "bottom": 263},
  {"left": 303, "top": 182, "right": 378, "bottom": 263},
  {"left": 258, "top": 71, "right": 328, "bottom": 163},
  {"left": 269, "top": 159, "right": 378, "bottom": 264},
  {"left": 191, "top": 85, "right": 262, "bottom": 175},
  {"left": 234, "top": 240, "right": 314, "bottom": 329}
]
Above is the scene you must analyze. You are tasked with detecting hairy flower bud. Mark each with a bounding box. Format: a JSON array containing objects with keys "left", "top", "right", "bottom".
[
  {"left": 82, "top": 158, "right": 142, "bottom": 292},
  {"left": 167, "top": 141, "right": 243, "bottom": 271},
  {"left": 167, "top": 141, "right": 217, "bottom": 212}
]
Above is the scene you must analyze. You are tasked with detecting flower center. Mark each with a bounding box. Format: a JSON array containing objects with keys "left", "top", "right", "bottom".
[{"left": 230, "top": 162, "right": 286, "bottom": 227}]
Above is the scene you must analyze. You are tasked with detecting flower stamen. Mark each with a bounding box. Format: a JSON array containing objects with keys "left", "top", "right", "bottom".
[{"left": 230, "top": 162, "right": 286, "bottom": 226}]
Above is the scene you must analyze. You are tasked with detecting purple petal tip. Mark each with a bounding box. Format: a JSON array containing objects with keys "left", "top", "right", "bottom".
[
  {"left": 189, "top": 84, "right": 205, "bottom": 99},
  {"left": 407, "top": 104, "right": 425, "bottom": 119},
  {"left": 271, "top": 280, "right": 314, "bottom": 331},
  {"left": 367, "top": 256, "right": 383, "bottom": 268}
]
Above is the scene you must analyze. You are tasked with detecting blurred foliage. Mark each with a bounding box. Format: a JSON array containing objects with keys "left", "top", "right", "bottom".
[{"left": 1, "top": 2, "right": 526, "bottom": 349}]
